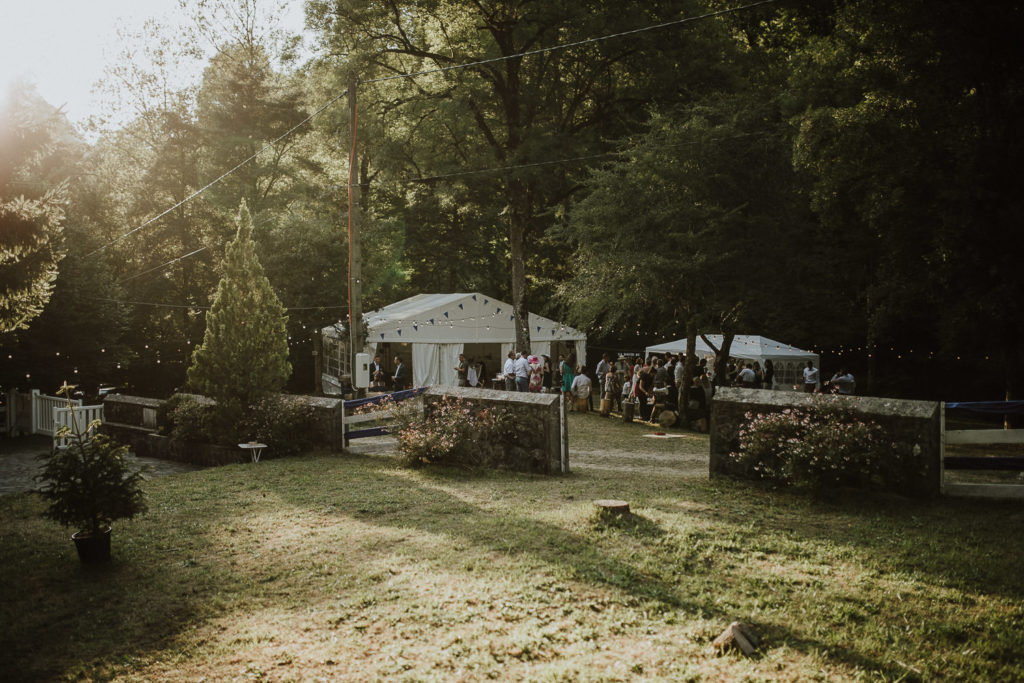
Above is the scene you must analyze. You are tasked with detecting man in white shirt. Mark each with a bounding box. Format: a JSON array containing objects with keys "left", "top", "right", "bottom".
[
  {"left": 513, "top": 351, "right": 530, "bottom": 392},
  {"left": 830, "top": 368, "right": 856, "bottom": 395},
  {"left": 803, "top": 361, "right": 820, "bottom": 393},
  {"left": 595, "top": 353, "right": 611, "bottom": 379},
  {"left": 737, "top": 363, "right": 756, "bottom": 387},
  {"left": 502, "top": 351, "right": 516, "bottom": 391},
  {"left": 570, "top": 368, "right": 592, "bottom": 411}
]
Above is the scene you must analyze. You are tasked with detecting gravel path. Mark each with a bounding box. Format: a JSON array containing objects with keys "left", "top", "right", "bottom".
[{"left": 0, "top": 435, "right": 203, "bottom": 496}]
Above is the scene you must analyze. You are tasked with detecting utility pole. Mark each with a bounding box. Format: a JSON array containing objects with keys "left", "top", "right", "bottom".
[{"left": 348, "top": 71, "right": 364, "bottom": 397}]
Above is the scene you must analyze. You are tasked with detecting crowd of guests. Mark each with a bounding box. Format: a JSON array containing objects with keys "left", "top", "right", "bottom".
[{"left": 369, "top": 349, "right": 856, "bottom": 412}]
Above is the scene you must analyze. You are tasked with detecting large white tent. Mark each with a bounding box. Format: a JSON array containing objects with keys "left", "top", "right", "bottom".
[
  {"left": 645, "top": 334, "right": 819, "bottom": 390},
  {"left": 323, "top": 293, "right": 586, "bottom": 389}
]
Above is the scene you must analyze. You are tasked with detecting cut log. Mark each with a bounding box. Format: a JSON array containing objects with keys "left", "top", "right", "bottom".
[
  {"left": 592, "top": 499, "right": 630, "bottom": 517},
  {"left": 712, "top": 621, "right": 760, "bottom": 656}
]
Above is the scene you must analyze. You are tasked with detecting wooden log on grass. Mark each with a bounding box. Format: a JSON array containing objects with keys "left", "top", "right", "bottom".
[
  {"left": 712, "top": 621, "right": 760, "bottom": 656},
  {"left": 593, "top": 499, "right": 630, "bottom": 517}
]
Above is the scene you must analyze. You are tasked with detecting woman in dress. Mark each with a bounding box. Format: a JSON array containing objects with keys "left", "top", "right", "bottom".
[{"left": 560, "top": 355, "right": 575, "bottom": 402}]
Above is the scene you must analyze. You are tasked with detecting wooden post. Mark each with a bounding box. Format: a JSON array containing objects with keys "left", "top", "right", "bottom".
[
  {"left": 348, "top": 71, "right": 364, "bottom": 399},
  {"left": 560, "top": 393, "right": 569, "bottom": 473}
]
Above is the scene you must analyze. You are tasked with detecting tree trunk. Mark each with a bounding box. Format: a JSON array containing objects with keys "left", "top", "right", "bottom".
[{"left": 507, "top": 177, "right": 531, "bottom": 353}]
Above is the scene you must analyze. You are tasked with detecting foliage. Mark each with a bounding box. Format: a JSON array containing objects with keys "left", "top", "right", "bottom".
[
  {"left": 161, "top": 394, "right": 212, "bottom": 442},
  {"left": 187, "top": 201, "right": 291, "bottom": 408},
  {"left": 385, "top": 395, "right": 518, "bottom": 469},
  {"left": 238, "top": 394, "right": 319, "bottom": 456},
  {"left": 731, "top": 401, "right": 903, "bottom": 492},
  {"left": 35, "top": 401, "right": 147, "bottom": 535},
  {"left": 0, "top": 83, "right": 72, "bottom": 332}
]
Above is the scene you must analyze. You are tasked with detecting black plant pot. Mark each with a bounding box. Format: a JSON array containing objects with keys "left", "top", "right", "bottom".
[{"left": 72, "top": 528, "right": 112, "bottom": 564}]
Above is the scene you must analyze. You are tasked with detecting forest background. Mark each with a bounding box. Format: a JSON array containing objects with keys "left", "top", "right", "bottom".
[{"left": 1, "top": 0, "right": 1021, "bottom": 404}]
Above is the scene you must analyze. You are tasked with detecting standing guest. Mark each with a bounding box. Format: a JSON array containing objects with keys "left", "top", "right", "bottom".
[
  {"left": 653, "top": 357, "right": 668, "bottom": 388},
  {"left": 829, "top": 368, "right": 856, "bottom": 395},
  {"left": 596, "top": 353, "right": 611, "bottom": 380},
  {"left": 514, "top": 351, "right": 530, "bottom": 392},
  {"left": 752, "top": 361, "right": 764, "bottom": 389},
  {"left": 528, "top": 355, "right": 543, "bottom": 392},
  {"left": 636, "top": 361, "right": 655, "bottom": 421},
  {"left": 570, "top": 366, "right": 592, "bottom": 412},
  {"left": 803, "top": 360, "right": 820, "bottom": 393},
  {"left": 503, "top": 351, "right": 516, "bottom": 391},
  {"left": 620, "top": 371, "right": 633, "bottom": 412},
  {"left": 455, "top": 353, "right": 469, "bottom": 387},
  {"left": 736, "top": 362, "right": 756, "bottom": 387},
  {"left": 601, "top": 365, "right": 618, "bottom": 417},
  {"left": 542, "top": 355, "right": 553, "bottom": 393},
  {"left": 393, "top": 356, "right": 410, "bottom": 390},
  {"left": 560, "top": 355, "right": 575, "bottom": 402},
  {"left": 764, "top": 359, "right": 775, "bottom": 390},
  {"left": 674, "top": 355, "right": 687, "bottom": 410}
]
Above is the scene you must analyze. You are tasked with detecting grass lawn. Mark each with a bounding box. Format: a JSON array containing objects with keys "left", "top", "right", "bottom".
[{"left": 1, "top": 412, "right": 1022, "bottom": 681}]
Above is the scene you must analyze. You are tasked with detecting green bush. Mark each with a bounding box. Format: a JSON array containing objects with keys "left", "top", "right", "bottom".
[
  {"left": 731, "top": 401, "right": 898, "bottom": 492},
  {"left": 238, "top": 395, "right": 319, "bottom": 457},
  {"left": 164, "top": 395, "right": 213, "bottom": 443}
]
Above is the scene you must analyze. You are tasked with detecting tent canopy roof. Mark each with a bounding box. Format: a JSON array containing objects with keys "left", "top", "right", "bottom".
[
  {"left": 324, "top": 292, "right": 586, "bottom": 345},
  {"left": 645, "top": 334, "right": 817, "bottom": 362}
]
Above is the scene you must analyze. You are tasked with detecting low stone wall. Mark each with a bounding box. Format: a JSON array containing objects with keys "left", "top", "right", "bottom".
[
  {"left": 709, "top": 388, "right": 942, "bottom": 497},
  {"left": 103, "top": 394, "right": 162, "bottom": 429},
  {"left": 143, "top": 433, "right": 245, "bottom": 466},
  {"left": 422, "top": 387, "right": 567, "bottom": 474}
]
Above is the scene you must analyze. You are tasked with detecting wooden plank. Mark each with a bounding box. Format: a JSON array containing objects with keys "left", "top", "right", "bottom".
[
  {"left": 943, "top": 483, "right": 1024, "bottom": 499},
  {"left": 944, "top": 456, "right": 1024, "bottom": 471},
  {"left": 343, "top": 409, "right": 394, "bottom": 425},
  {"left": 945, "top": 429, "right": 1024, "bottom": 445}
]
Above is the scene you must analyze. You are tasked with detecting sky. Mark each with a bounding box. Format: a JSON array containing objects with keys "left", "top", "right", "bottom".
[{"left": 0, "top": 0, "right": 308, "bottom": 126}]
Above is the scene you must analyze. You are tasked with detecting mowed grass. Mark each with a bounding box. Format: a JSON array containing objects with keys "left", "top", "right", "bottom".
[{"left": 0, "top": 413, "right": 1022, "bottom": 681}]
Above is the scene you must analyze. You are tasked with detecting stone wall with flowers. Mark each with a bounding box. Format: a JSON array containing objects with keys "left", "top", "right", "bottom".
[
  {"left": 421, "top": 387, "right": 567, "bottom": 474},
  {"left": 709, "top": 388, "right": 941, "bottom": 497}
]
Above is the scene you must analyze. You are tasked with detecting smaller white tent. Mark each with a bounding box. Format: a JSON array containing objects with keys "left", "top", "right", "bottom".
[
  {"left": 324, "top": 293, "right": 586, "bottom": 389},
  {"left": 645, "top": 334, "right": 819, "bottom": 390}
]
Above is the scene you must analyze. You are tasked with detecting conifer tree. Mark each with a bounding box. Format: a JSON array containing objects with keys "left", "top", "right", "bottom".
[{"left": 188, "top": 200, "right": 290, "bottom": 407}]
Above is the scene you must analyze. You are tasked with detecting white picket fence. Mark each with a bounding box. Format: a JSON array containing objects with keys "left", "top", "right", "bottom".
[
  {"left": 30, "top": 390, "right": 82, "bottom": 437},
  {"left": 53, "top": 405, "right": 105, "bottom": 448}
]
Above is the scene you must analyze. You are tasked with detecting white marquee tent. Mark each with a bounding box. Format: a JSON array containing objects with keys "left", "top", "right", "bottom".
[
  {"left": 323, "top": 293, "right": 587, "bottom": 389},
  {"left": 645, "top": 334, "right": 819, "bottom": 390}
]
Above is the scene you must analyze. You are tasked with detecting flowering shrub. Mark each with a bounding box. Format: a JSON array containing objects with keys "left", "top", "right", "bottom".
[
  {"left": 385, "top": 395, "right": 518, "bottom": 468},
  {"left": 731, "top": 401, "right": 894, "bottom": 491}
]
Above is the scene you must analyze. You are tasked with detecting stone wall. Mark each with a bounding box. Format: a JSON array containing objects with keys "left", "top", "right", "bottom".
[
  {"left": 103, "top": 394, "right": 162, "bottom": 429},
  {"left": 709, "top": 387, "right": 942, "bottom": 497},
  {"left": 422, "top": 387, "right": 567, "bottom": 474}
]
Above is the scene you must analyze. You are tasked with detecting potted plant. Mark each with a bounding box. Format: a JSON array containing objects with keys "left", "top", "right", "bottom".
[{"left": 36, "top": 393, "right": 147, "bottom": 564}]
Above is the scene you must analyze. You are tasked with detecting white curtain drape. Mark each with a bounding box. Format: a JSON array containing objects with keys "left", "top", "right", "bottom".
[
  {"left": 500, "top": 342, "right": 514, "bottom": 361},
  {"left": 531, "top": 341, "right": 551, "bottom": 360},
  {"left": 437, "top": 343, "right": 463, "bottom": 387},
  {"left": 574, "top": 341, "right": 587, "bottom": 370},
  {"left": 412, "top": 344, "right": 440, "bottom": 388}
]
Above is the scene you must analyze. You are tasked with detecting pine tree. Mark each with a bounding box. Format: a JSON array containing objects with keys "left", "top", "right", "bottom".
[{"left": 188, "top": 201, "right": 291, "bottom": 407}]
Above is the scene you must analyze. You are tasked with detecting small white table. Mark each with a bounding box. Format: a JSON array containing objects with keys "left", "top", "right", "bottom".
[{"left": 238, "top": 442, "right": 267, "bottom": 463}]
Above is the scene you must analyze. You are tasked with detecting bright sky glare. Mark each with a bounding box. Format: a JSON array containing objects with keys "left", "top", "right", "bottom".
[{"left": 0, "top": 0, "right": 307, "bottom": 126}]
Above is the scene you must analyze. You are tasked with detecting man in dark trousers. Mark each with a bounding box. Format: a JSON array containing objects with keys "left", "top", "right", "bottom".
[{"left": 393, "top": 356, "right": 410, "bottom": 390}]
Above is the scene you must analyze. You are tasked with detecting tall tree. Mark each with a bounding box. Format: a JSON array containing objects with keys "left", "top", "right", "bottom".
[
  {"left": 188, "top": 201, "right": 291, "bottom": 406},
  {"left": 0, "top": 84, "right": 71, "bottom": 332},
  {"left": 307, "top": 0, "right": 727, "bottom": 349}
]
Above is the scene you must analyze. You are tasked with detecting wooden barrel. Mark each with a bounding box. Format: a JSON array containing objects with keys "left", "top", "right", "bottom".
[
  {"left": 623, "top": 401, "right": 634, "bottom": 422},
  {"left": 600, "top": 398, "right": 613, "bottom": 416},
  {"left": 575, "top": 398, "right": 589, "bottom": 412}
]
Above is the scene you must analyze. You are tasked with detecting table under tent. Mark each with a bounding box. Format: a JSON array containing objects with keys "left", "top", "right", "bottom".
[
  {"left": 645, "top": 334, "right": 819, "bottom": 390},
  {"left": 321, "top": 292, "right": 587, "bottom": 392}
]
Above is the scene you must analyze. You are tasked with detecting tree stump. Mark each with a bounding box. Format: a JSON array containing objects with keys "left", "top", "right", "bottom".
[
  {"left": 712, "top": 621, "right": 760, "bottom": 656},
  {"left": 593, "top": 499, "right": 630, "bottom": 518}
]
